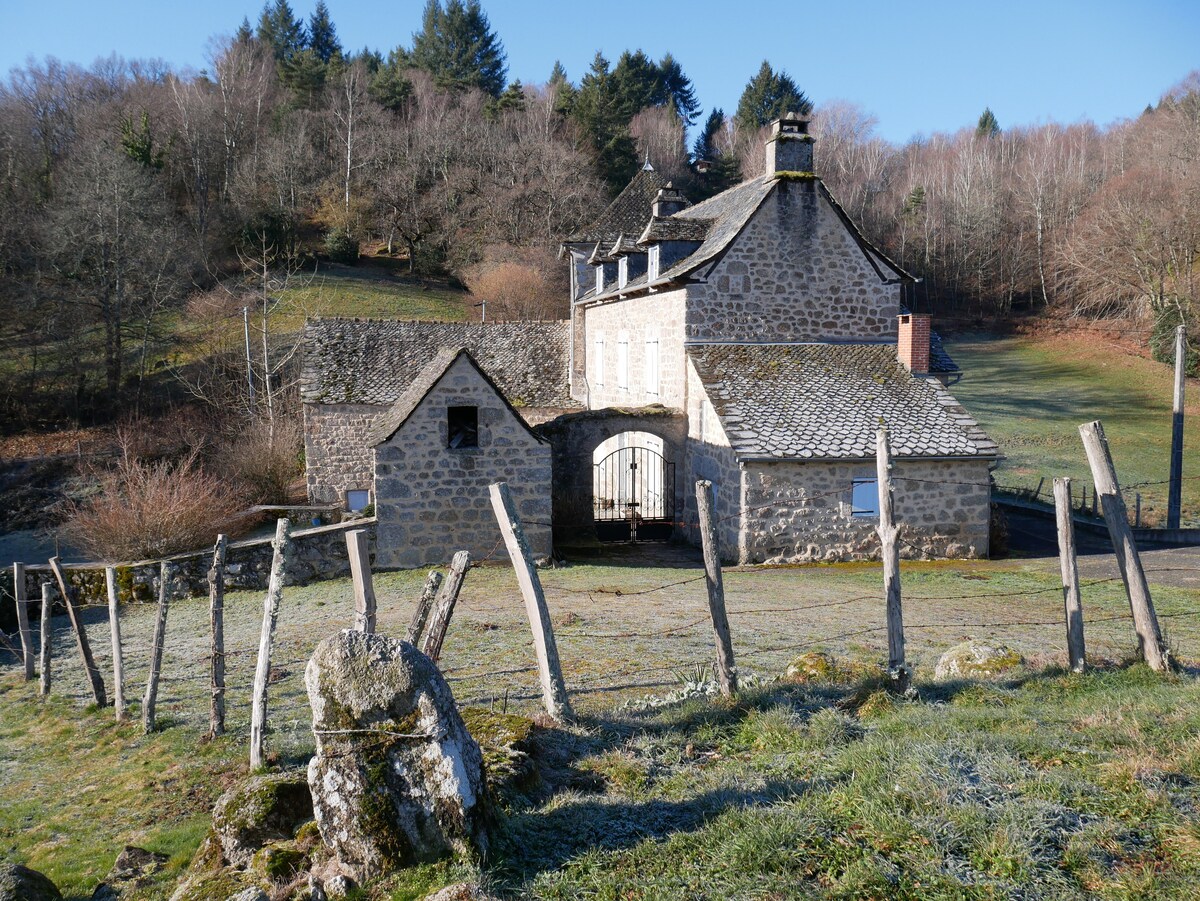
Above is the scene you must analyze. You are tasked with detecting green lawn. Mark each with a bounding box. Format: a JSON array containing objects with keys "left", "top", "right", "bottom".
[
  {"left": 948, "top": 333, "right": 1200, "bottom": 526},
  {"left": 4, "top": 554, "right": 1200, "bottom": 898}
]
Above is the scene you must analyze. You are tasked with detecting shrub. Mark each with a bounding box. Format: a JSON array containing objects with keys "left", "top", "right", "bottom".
[
  {"left": 323, "top": 227, "right": 360, "bottom": 264},
  {"left": 462, "top": 250, "right": 566, "bottom": 320},
  {"left": 65, "top": 451, "right": 244, "bottom": 561},
  {"left": 220, "top": 416, "right": 304, "bottom": 506}
]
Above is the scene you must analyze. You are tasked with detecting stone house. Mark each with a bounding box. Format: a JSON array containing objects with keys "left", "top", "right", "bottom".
[{"left": 302, "top": 113, "right": 999, "bottom": 567}]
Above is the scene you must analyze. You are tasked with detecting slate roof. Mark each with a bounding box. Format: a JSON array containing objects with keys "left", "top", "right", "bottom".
[
  {"left": 301, "top": 319, "right": 576, "bottom": 409},
  {"left": 366, "top": 346, "right": 461, "bottom": 446},
  {"left": 638, "top": 216, "right": 713, "bottom": 245},
  {"left": 564, "top": 165, "right": 667, "bottom": 245},
  {"left": 687, "top": 343, "right": 998, "bottom": 460}
]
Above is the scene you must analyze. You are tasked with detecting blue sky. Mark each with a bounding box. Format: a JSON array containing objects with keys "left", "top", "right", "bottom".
[{"left": 3, "top": 0, "right": 1197, "bottom": 144}]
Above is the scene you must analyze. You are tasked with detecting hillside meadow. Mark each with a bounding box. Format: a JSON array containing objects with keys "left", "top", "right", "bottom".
[{"left": 3, "top": 551, "right": 1200, "bottom": 899}]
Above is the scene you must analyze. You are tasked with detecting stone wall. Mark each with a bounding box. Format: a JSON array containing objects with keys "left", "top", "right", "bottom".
[
  {"left": 679, "top": 362, "right": 742, "bottom": 557},
  {"left": 739, "top": 459, "right": 991, "bottom": 564},
  {"left": 374, "top": 355, "right": 552, "bottom": 569},
  {"left": 304, "top": 402, "right": 381, "bottom": 506},
  {"left": 582, "top": 290, "right": 687, "bottom": 410},
  {"left": 17, "top": 519, "right": 376, "bottom": 608},
  {"left": 686, "top": 180, "right": 901, "bottom": 343}
]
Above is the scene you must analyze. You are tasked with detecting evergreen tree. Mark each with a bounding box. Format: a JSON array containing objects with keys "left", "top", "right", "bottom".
[
  {"left": 548, "top": 60, "right": 576, "bottom": 115},
  {"left": 369, "top": 49, "right": 413, "bottom": 111},
  {"left": 692, "top": 107, "right": 724, "bottom": 161},
  {"left": 282, "top": 48, "right": 327, "bottom": 104},
  {"left": 234, "top": 16, "right": 255, "bottom": 45},
  {"left": 573, "top": 52, "right": 638, "bottom": 194},
  {"left": 410, "top": 0, "right": 507, "bottom": 97},
  {"left": 734, "top": 60, "right": 811, "bottom": 132},
  {"left": 256, "top": 0, "right": 307, "bottom": 62},
  {"left": 658, "top": 53, "right": 700, "bottom": 126},
  {"left": 307, "top": 1, "right": 343, "bottom": 64},
  {"left": 976, "top": 107, "right": 1000, "bottom": 137},
  {"left": 612, "top": 49, "right": 663, "bottom": 120},
  {"left": 495, "top": 80, "right": 525, "bottom": 112}
]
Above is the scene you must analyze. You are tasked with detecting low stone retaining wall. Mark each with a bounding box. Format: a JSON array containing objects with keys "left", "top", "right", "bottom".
[{"left": 15, "top": 518, "right": 377, "bottom": 608}]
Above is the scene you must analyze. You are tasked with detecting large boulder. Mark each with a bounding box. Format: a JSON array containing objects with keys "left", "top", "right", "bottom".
[
  {"left": 0, "top": 864, "right": 62, "bottom": 901},
  {"left": 935, "top": 640, "right": 1025, "bottom": 680},
  {"left": 91, "top": 846, "right": 169, "bottom": 899},
  {"left": 306, "top": 630, "right": 490, "bottom": 883}
]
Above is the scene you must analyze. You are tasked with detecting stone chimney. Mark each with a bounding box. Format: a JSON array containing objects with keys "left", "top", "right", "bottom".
[
  {"left": 652, "top": 183, "right": 688, "bottom": 217},
  {"left": 765, "top": 112, "right": 814, "bottom": 176},
  {"left": 897, "top": 314, "right": 931, "bottom": 374}
]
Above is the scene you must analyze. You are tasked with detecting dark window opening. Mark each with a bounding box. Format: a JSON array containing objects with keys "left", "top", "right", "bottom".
[{"left": 448, "top": 405, "right": 479, "bottom": 448}]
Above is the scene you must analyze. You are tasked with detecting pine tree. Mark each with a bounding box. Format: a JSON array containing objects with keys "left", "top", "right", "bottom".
[
  {"left": 256, "top": 0, "right": 306, "bottom": 62},
  {"left": 658, "top": 53, "right": 700, "bottom": 126},
  {"left": 369, "top": 49, "right": 413, "bottom": 112},
  {"left": 976, "top": 107, "right": 1000, "bottom": 137},
  {"left": 410, "top": 0, "right": 507, "bottom": 97},
  {"left": 234, "top": 16, "right": 255, "bottom": 45},
  {"left": 612, "top": 50, "right": 663, "bottom": 120},
  {"left": 573, "top": 52, "right": 638, "bottom": 194},
  {"left": 734, "top": 60, "right": 811, "bottom": 132},
  {"left": 495, "top": 80, "right": 525, "bottom": 112},
  {"left": 548, "top": 60, "right": 576, "bottom": 115},
  {"left": 307, "top": 1, "right": 343, "bottom": 64},
  {"left": 692, "top": 107, "right": 724, "bottom": 161}
]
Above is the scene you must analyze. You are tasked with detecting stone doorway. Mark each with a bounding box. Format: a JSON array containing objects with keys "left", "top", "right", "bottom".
[{"left": 592, "top": 431, "right": 676, "bottom": 542}]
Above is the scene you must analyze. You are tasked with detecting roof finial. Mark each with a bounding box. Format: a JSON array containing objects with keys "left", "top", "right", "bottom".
[{"left": 642, "top": 151, "right": 654, "bottom": 171}]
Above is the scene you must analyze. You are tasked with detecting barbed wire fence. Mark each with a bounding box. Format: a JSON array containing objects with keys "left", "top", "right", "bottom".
[{"left": 3, "top": 443, "right": 1198, "bottom": 760}]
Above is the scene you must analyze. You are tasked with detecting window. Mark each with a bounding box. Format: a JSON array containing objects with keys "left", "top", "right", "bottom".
[
  {"left": 346, "top": 489, "right": 371, "bottom": 512},
  {"left": 595, "top": 265, "right": 604, "bottom": 293},
  {"left": 851, "top": 479, "right": 879, "bottom": 518},
  {"left": 648, "top": 245, "right": 660, "bottom": 281},
  {"left": 616, "top": 331, "right": 630, "bottom": 390},
  {"left": 618, "top": 256, "right": 629, "bottom": 289},
  {"left": 447, "top": 406, "right": 479, "bottom": 448},
  {"left": 644, "top": 335, "right": 660, "bottom": 396},
  {"left": 593, "top": 333, "right": 605, "bottom": 386}
]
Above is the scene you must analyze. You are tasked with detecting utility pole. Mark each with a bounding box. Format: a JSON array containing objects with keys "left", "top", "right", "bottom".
[
  {"left": 473, "top": 300, "right": 486, "bottom": 323},
  {"left": 243, "top": 306, "right": 255, "bottom": 407},
  {"left": 1168, "top": 324, "right": 1186, "bottom": 529}
]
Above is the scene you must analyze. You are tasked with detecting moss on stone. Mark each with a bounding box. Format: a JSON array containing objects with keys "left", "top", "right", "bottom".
[
  {"left": 251, "top": 843, "right": 307, "bottom": 881},
  {"left": 460, "top": 707, "right": 538, "bottom": 795}
]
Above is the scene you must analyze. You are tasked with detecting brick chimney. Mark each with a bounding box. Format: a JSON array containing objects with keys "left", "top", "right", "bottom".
[
  {"left": 765, "top": 112, "right": 814, "bottom": 176},
  {"left": 897, "top": 314, "right": 931, "bottom": 374}
]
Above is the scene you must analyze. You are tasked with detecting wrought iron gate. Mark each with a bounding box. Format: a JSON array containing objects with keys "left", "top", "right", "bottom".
[{"left": 593, "top": 445, "right": 676, "bottom": 542}]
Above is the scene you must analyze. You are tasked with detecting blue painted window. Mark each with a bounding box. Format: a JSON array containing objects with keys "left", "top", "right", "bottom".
[
  {"left": 346, "top": 489, "right": 371, "bottom": 512},
  {"left": 851, "top": 479, "right": 878, "bottom": 518}
]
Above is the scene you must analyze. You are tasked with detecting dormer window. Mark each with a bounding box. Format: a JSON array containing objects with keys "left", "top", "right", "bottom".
[
  {"left": 618, "top": 256, "right": 629, "bottom": 289},
  {"left": 595, "top": 265, "right": 604, "bottom": 293},
  {"left": 648, "top": 245, "right": 660, "bottom": 281},
  {"left": 447, "top": 405, "right": 478, "bottom": 448}
]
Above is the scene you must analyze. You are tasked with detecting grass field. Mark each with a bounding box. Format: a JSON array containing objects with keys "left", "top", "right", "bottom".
[
  {"left": 947, "top": 331, "right": 1200, "bottom": 526},
  {"left": 4, "top": 551, "right": 1200, "bottom": 899}
]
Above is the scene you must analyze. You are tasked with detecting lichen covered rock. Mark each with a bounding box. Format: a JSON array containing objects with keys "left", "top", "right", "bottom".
[
  {"left": 0, "top": 864, "right": 62, "bottom": 901},
  {"left": 305, "top": 630, "right": 490, "bottom": 883},
  {"left": 935, "top": 640, "right": 1025, "bottom": 680},
  {"left": 91, "top": 846, "right": 169, "bottom": 899},
  {"left": 211, "top": 773, "right": 314, "bottom": 869}
]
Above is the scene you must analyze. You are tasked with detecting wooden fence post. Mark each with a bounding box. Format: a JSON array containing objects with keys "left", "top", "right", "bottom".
[
  {"left": 250, "top": 519, "right": 290, "bottom": 770},
  {"left": 49, "top": 556, "right": 106, "bottom": 707},
  {"left": 875, "top": 428, "right": 909, "bottom": 690},
  {"left": 208, "top": 535, "right": 228, "bottom": 738},
  {"left": 105, "top": 567, "right": 126, "bottom": 721},
  {"left": 346, "top": 529, "right": 376, "bottom": 633},
  {"left": 695, "top": 480, "right": 737, "bottom": 698},
  {"left": 13, "top": 563, "right": 33, "bottom": 681},
  {"left": 422, "top": 553, "right": 470, "bottom": 663},
  {"left": 1053, "top": 478, "right": 1086, "bottom": 673},
  {"left": 39, "top": 584, "right": 53, "bottom": 698},
  {"left": 142, "top": 562, "right": 171, "bottom": 733},
  {"left": 406, "top": 570, "right": 444, "bottom": 645},
  {"left": 489, "top": 482, "right": 573, "bottom": 721},
  {"left": 1079, "top": 420, "right": 1170, "bottom": 671}
]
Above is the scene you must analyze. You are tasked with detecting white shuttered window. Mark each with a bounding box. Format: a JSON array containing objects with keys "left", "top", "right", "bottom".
[{"left": 617, "top": 331, "right": 630, "bottom": 390}]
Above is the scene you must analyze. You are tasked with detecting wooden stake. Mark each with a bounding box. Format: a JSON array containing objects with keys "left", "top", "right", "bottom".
[
  {"left": 406, "top": 570, "right": 444, "bottom": 645},
  {"left": 49, "top": 556, "right": 106, "bottom": 707},
  {"left": 1079, "top": 420, "right": 1170, "bottom": 671},
  {"left": 489, "top": 482, "right": 573, "bottom": 721},
  {"left": 142, "top": 562, "right": 170, "bottom": 733},
  {"left": 1053, "top": 478, "right": 1086, "bottom": 673},
  {"left": 695, "top": 479, "right": 737, "bottom": 698},
  {"left": 13, "top": 563, "right": 33, "bottom": 680},
  {"left": 422, "top": 552, "right": 470, "bottom": 663},
  {"left": 250, "top": 519, "right": 290, "bottom": 770},
  {"left": 39, "top": 584, "right": 53, "bottom": 698},
  {"left": 208, "top": 535, "right": 228, "bottom": 738},
  {"left": 346, "top": 529, "right": 376, "bottom": 633},
  {"left": 1168, "top": 324, "right": 1186, "bottom": 529},
  {"left": 105, "top": 567, "right": 126, "bottom": 721},
  {"left": 875, "top": 428, "right": 909, "bottom": 690}
]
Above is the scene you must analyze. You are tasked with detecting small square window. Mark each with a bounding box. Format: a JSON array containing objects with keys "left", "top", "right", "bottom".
[
  {"left": 447, "top": 405, "right": 479, "bottom": 448},
  {"left": 346, "top": 489, "right": 371, "bottom": 512},
  {"left": 851, "top": 479, "right": 879, "bottom": 518}
]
